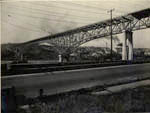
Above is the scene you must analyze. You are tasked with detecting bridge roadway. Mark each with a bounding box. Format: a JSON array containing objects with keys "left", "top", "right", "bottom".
[{"left": 2, "top": 63, "right": 150, "bottom": 98}]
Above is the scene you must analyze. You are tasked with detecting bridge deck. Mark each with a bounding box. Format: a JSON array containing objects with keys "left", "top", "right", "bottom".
[{"left": 21, "top": 8, "right": 150, "bottom": 46}]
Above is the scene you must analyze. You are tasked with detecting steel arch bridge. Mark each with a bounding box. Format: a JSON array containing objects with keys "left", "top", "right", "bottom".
[{"left": 22, "top": 8, "right": 150, "bottom": 49}]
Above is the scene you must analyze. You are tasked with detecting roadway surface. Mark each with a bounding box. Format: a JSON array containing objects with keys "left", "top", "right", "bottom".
[{"left": 2, "top": 63, "right": 150, "bottom": 97}]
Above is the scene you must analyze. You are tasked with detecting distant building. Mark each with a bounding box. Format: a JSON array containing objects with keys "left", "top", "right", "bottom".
[{"left": 116, "top": 43, "right": 150, "bottom": 60}]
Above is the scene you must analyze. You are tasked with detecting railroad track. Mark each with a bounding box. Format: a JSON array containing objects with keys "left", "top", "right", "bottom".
[{"left": 2, "top": 60, "right": 150, "bottom": 75}]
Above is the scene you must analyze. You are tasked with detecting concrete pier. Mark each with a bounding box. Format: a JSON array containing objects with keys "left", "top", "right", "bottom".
[
  {"left": 127, "top": 31, "right": 133, "bottom": 60},
  {"left": 58, "top": 54, "right": 62, "bottom": 63},
  {"left": 122, "top": 31, "right": 127, "bottom": 60},
  {"left": 122, "top": 31, "right": 133, "bottom": 61}
]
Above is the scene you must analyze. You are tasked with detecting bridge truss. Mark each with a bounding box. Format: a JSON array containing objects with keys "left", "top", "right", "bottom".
[{"left": 23, "top": 8, "right": 150, "bottom": 48}]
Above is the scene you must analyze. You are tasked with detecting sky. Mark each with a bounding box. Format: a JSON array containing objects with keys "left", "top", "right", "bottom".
[{"left": 1, "top": 0, "right": 150, "bottom": 49}]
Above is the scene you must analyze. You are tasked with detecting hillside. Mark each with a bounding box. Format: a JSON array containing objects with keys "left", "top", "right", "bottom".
[{"left": 1, "top": 43, "right": 120, "bottom": 62}]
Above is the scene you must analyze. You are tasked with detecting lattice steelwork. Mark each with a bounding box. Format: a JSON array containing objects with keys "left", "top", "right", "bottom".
[{"left": 23, "top": 8, "right": 150, "bottom": 48}]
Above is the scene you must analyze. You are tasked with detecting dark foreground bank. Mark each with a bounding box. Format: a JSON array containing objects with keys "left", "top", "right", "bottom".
[{"left": 16, "top": 85, "right": 150, "bottom": 113}]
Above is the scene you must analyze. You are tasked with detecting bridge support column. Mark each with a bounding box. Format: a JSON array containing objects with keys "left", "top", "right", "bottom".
[
  {"left": 58, "top": 54, "right": 62, "bottom": 63},
  {"left": 122, "top": 31, "right": 127, "bottom": 60},
  {"left": 127, "top": 31, "right": 133, "bottom": 61}
]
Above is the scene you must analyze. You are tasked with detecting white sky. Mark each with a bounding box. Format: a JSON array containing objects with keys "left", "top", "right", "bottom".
[{"left": 1, "top": 0, "right": 150, "bottom": 48}]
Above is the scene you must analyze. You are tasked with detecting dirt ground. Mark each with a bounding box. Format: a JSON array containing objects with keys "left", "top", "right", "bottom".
[{"left": 18, "top": 85, "right": 150, "bottom": 113}]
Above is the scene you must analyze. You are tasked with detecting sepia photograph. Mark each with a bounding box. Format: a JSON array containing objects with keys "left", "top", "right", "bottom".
[{"left": 1, "top": 0, "right": 150, "bottom": 113}]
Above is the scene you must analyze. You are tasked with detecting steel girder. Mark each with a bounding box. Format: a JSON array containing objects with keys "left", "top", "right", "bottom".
[
  {"left": 44, "top": 15, "right": 150, "bottom": 48},
  {"left": 23, "top": 8, "right": 150, "bottom": 48}
]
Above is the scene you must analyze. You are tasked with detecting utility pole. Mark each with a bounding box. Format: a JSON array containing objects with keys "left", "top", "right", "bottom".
[{"left": 108, "top": 9, "right": 115, "bottom": 61}]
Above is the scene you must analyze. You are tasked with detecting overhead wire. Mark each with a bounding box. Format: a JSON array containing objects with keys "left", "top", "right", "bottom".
[
  {"left": 3, "top": 1, "right": 114, "bottom": 35},
  {"left": 2, "top": 1, "right": 149, "bottom": 41},
  {"left": 4, "top": 1, "right": 135, "bottom": 25},
  {"left": 50, "top": 1, "right": 108, "bottom": 11},
  {"left": 124, "top": 1, "right": 148, "bottom": 8},
  {"left": 4, "top": 3, "right": 110, "bottom": 22},
  {"left": 94, "top": 1, "right": 147, "bottom": 14},
  {"left": 4, "top": 11, "right": 92, "bottom": 24},
  {"left": 3, "top": 1, "right": 147, "bottom": 33},
  {"left": 23, "top": 1, "right": 133, "bottom": 17},
  {"left": 5, "top": 5, "right": 102, "bottom": 22},
  {"left": 4, "top": 15, "right": 46, "bottom": 32},
  {"left": 22, "top": 1, "right": 111, "bottom": 16},
  {"left": 5, "top": 13, "right": 88, "bottom": 34},
  {"left": 55, "top": 1, "right": 126, "bottom": 15},
  {"left": 2, "top": 20, "right": 46, "bottom": 33}
]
